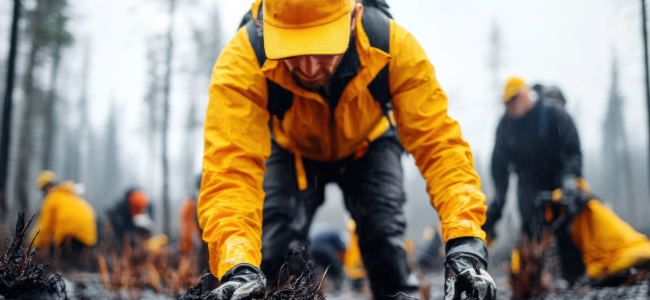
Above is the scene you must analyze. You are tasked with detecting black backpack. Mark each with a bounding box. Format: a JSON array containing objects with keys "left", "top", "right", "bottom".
[{"left": 238, "top": 0, "right": 394, "bottom": 121}]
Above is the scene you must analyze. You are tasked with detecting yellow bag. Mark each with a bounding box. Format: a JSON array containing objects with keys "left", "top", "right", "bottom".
[{"left": 571, "top": 200, "right": 650, "bottom": 279}]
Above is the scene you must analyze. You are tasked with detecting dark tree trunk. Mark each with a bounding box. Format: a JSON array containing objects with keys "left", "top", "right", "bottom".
[
  {"left": 15, "top": 0, "right": 46, "bottom": 215},
  {"left": 42, "top": 44, "right": 62, "bottom": 171},
  {"left": 16, "top": 41, "right": 41, "bottom": 215},
  {"left": 0, "top": 0, "right": 22, "bottom": 222},
  {"left": 642, "top": 0, "right": 650, "bottom": 196},
  {"left": 161, "top": 0, "right": 175, "bottom": 237}
]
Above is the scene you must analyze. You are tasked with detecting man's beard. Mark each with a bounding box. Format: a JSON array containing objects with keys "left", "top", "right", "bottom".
[{"left": 291, "top": 69, "right": 335, "bottom": 92}]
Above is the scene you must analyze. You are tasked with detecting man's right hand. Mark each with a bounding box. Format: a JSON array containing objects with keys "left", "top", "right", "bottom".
[
  {"left": 443, "top": 238, "right": 496, "bottom": 300},
  {"left": 209, "top": 264, "right": 266, "bottom": 300}
]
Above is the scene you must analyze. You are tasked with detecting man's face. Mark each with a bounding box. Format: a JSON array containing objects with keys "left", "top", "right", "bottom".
[
  {"left": 281, "top": 3, "right": 362, "bottom": 91},
  {"left": 505, "top": 88, "right": 531, "bottom": 119},
  {"left": 42, "top": 183, "right": 53, "bottom": 196},
  {"left": 283, "top": 55, "right": 344, "bottom": 91}
]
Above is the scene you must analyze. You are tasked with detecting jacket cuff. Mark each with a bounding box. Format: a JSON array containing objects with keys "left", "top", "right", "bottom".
[
  {"left": 445, "top": 237, "right": 489, "bottom": 269},
  {"left": 214, "top": 235, "right": 262, "bottom": 279}
]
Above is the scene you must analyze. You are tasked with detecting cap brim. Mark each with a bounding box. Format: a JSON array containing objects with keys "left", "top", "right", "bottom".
[
  {"left": 264, "top": 13, "right": 351, "bottom": 60},
  {"left": 504, "top": 93, "right": 519, "bottom": 103},
  {"left": 503, "top": 87, "right": 524, "bottom": 102}
]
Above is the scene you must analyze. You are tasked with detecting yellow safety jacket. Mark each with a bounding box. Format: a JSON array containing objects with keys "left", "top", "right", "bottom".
[
  {"left": 572, "top": 200, "right": 650, "bottom": 279},
  {"left": 199, "top": 4, "right": 487, "bottom": 279},
  {"left": 31, "top": 181, "right": 97, "bottom": 248}
]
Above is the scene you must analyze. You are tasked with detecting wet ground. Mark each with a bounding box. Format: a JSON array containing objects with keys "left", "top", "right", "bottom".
[
  {"left": 2, "top": 271, "right": 648, "bottom": 299},
  {"left": 427, "top": 273, "right": 649, "bottom": 300},
  {"left": 328, "top": 272, "right": 650, "bottom": 300}
]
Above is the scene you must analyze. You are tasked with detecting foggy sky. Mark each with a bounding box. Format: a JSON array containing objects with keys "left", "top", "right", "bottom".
[{"left": 1, "top": 0, "right": 648, "bottom": 239}]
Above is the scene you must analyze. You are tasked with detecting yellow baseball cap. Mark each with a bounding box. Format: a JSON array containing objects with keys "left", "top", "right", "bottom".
[
  {"left": 503, "top": 76, "right": 527, "bottom": 102},
  {"left": 263, "top": 0, "right": 356, "bottom": 60},
  {"left": 36, "top": 170, "right": 56, "bottom": 190}
]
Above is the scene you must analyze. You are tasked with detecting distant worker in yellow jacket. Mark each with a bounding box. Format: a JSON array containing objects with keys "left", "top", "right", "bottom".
[
  {"left": 198, "top": 1, "right": 496, "bottom": 300},
  {"left": 31, "top": 171, "right": 97, "bottom": 269}
]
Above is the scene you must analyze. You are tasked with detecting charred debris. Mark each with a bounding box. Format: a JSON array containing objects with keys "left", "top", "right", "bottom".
[
  {"left": 181, "top": 248, "right": 327, "bottom": 300},
  {"left": 0, "top": 212, "right": 66, "bottom": 299}
]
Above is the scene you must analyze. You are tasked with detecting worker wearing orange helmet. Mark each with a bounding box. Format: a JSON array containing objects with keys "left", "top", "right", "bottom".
[
  {"left": 105, "top": 189, "right": 154, "bottom": 247},
  {"left": 199, "top": 0, "right": 495, "bottom": 299}
]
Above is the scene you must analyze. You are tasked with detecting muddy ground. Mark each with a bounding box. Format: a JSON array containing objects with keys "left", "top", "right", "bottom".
[
  {"left": 414, "top": 272, "right": 650, "bottom": 300},
  {"left": 20, "top": 270, "right": 642, "bottom": 300}
]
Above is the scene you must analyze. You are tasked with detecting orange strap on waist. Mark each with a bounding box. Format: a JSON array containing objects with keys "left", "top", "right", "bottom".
[{"left": 294, "top": 152, "right": 307, "bottom": 191}]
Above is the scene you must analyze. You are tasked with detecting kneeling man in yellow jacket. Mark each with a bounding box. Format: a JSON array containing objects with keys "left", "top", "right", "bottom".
[
  {"left": 31, "top": 170, "right": 97, "bottom": 268},
  {"left": 199, "top": 1, "right": 496, "bottom": 299}
]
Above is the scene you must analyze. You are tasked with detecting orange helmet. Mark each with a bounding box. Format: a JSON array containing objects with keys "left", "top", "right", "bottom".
[{"left": 128, "top": 190, "right": 149, "bottom": 217}]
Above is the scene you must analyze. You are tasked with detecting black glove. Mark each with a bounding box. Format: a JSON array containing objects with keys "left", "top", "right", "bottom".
[
  {"left": 444, "top": 238, "right": 496, "bottom": 300},
  {"left": 210, "top": 264, "right": 266, "bottom": 300}
]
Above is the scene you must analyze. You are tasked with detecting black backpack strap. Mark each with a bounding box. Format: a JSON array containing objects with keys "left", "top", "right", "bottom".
[
  {"left": 362, "top": 0, "right": 393, "bottom": 19},
  {"left": 243, "top": 3, "right": 294, "bottom": 121},
  {"left": 246, "top": 21, "right": 266, "bottom": 69},
  {"left": 244, "top": 3, "right": 266, "bottom": 68},
  {"left": 362, "top": 6, "right": 393, "bottom": 122},
  {"left": 239, "top": 11, "right": 253, "bottom": 29},
  {"left": 242, "top": 1, "right": 393, "bottom": 123},
  {"left": 266, "top": 80, "right": 294, "bottom": 121}
]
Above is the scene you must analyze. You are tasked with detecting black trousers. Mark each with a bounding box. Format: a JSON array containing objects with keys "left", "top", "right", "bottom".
[
  {"left": 517, "top": 183, "right": 586, "bottom": 285},
  {"left": 260, "top": 132, "right": 418, "bottom": 300}
]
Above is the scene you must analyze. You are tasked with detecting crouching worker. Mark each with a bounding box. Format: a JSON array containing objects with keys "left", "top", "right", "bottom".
[
  {"left": 105, "top": 189, "right": 155, "bottom": 247},
  {"left": 31, "top": 170, "right": 97, "bottom": 270},
  {"left": 539, "top": 182, "right": 650, "bottom": 285},
  {"left": 198, "top": 0, "right": 496, "bottom": 299}
]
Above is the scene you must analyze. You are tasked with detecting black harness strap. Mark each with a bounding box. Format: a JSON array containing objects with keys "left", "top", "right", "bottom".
[
  {"left": 362, "top": 0, "right": 393, "bottom": 19},
  {"left": 240, "top": 2, "right": 392, "bottom": 122},
  {"left": 362, "top": 6, "right": 392, "bottom": 115},
  {"left": 244, "top": 6, "right": 294, "bottom": 121}
]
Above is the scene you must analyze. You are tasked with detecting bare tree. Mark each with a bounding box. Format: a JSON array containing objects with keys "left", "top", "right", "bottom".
[
  {"left": 183, "top": 5, "right": 223, "bottom": 194},
  {"left": 0, "top": 0, "right": 23, "bottom": 221},
  {"left": 103, "top": 105, "right": 121, "bottom": 204},
  {"left": 144, "top": 37, "right": 161, "bottom": 162},
  {"left": 42, "top": 5, "right": 73, "bottom": 170},
  {"left": 488, "top": 20, "right": 503, "bottom": 93},
  {"left": 16, "top": 0, "right": 49, "bottom": 214},
  {"left": 78, "top": 41, "right": 91, "bottom": 186},
  {"left": 14, "top": 0, "right": 74, "bottom": 214},
  {"left": 641, "top": 0, "right": 650, "bottom": 196},
  {"left": 161, "top": 0, "right": 176, "bottom": 236},
  {"left": 602, "top": 57, "right": 637, "bottom": 223}
]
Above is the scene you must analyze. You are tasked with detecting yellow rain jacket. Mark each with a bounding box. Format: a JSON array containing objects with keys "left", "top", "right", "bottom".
[
  {"left": 199, "top": 7, "right": 487, "bottom": 279},
  {"left": 572, "top": 200, "right": 650, "bottom": 279},
  {"left": 31, "top": 181, "right": 97, "bottom": 248}
]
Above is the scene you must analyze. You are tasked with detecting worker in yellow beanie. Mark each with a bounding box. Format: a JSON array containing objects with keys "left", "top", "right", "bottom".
[{"left": 31, "top": 171, "right": 97, "bottom": 270}]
